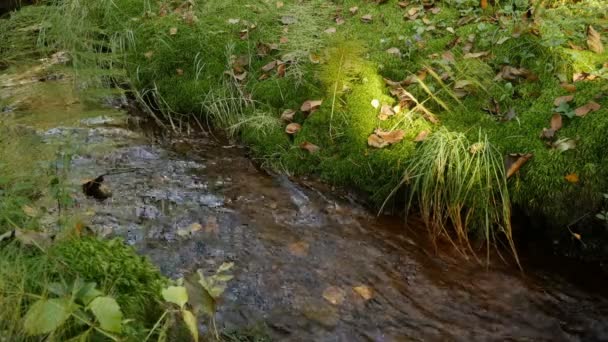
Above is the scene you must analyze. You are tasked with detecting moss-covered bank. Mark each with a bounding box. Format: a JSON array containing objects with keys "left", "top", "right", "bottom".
[{"left": 3, "top": 0, "right": 608, "bottom": 255}]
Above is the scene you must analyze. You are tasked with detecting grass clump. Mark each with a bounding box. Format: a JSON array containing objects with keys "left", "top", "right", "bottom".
[{"left": 394, "top": 129, "right": 518, "bottom": 264}]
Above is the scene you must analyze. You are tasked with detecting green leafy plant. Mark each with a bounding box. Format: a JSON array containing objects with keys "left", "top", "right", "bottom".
[
  {"left": 149, "top": 262, "right": 234, "bottom": 342},
  {"left": 23, "top": 278, "right": 123, "bottom": 340}
]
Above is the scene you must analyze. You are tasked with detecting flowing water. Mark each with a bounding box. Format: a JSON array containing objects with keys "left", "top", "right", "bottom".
[{"left": 3, "top": 66, "right": 608, "bottom": 341}]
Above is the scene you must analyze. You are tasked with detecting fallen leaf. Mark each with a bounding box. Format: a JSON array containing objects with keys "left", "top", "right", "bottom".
[
  {"left": 22, "top": 205, "right": 38, "bottom": 217},
  {"left": 301, "top": 100, "right": 323, "bottom": 113},
  {"left": 261, "top": 60, "right": 277, "bottom": 72},
  {"left": 322, "top": 286, "right": 345, "bottom": 305},
  {"left": 505, "top": 153, "right": 533, "bottom": 178},
  {"left": 335, "top": 17, "right": 345, "bottom": 25},
  {"left": 309, "top": 52, "right": 322, "bottom": 64},
  {"left": 368, "top": 129, "right": 405, "bottom": 148},
  {"left": 285, "top": 123, "right": 301, "bottom": 134},
  {"left": 143, "top": 51, "right": 154, "bottom": 59},
  {"left": 380, "top": 104, "right": 396, "bottom": 118},
  {"left": 560, "top": 83, "right": 576, "bottom": 93},
  {"left": 300, "top": 141, "right": 320, "bottom": 153},
  {"left": 279, "top": 36, "right": 289, "bottom": 44},
  {"left": 480, "top": 0, "right": 488, "bottom": 9},
  {"left": 554, "top": 95, "right": 574, "bottom": 106},
  {"left": 550, "top": 113, "right": 563, "bottom": 131},
  {"left": 565, "top": 173, "right": 579, "bottom": 183},
  {"left": 552, "top": 138, "right": 577, "bottom": 152},
  {"left": 495, "top": 66, "right": 534, "bottom": 81},
  {"left": 397, "top": 1, "right": 409, "bottom": 8},
  {"left": 353, "top": 285, "right": 373, "bottom": 300},
  {"left": 169, "top": 27, "right": 178, "bottom": 35},
  {"left": 277, "top": 63, "right": 286, "bottom": 78},
  {"left": 280, "top": 109, "right": 296, "bottom": 122},
  {"left": 227, "top": 18, "right": 240, "bottom": 25},
  {"left": 361, "top": 14, "right": 373, "bottom": 23},
  {"left": 587, "top": 25, "right": 604, "bottom": 54},
  {"left": 572, "top": 233, "right": 582, "bottom": 240},
  {"left": 463, "top": 51, "right": 490, "bottom": 59},
  {"left": 540, "top": 128, "right": 556, "bottom": 140},
  {"left": 414, "top": 130, "right": 429, "bottom": 142},
  {"left": 349, "top": 6, "right": 359, "bottom": 15},
  {"left": 276, "top": 1, "right": 284, "bottom": 8},
  {"left": 324, "top": 27, "right": 337, "bottom": 34},
  {"left": 288, "top": 241, "right": 309, "bottom": 256},
  {"left": 575, "top": 101, "right": 601, "bottom": 117}
]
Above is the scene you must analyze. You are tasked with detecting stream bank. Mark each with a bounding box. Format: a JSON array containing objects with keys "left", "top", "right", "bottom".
[{"left": 2, "top": 63, "right": 608, "bottom": 340}]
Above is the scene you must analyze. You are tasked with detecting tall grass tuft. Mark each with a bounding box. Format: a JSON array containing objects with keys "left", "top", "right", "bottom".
[{"left": 389, "top": 128, "right": 519, "bottom": 267}]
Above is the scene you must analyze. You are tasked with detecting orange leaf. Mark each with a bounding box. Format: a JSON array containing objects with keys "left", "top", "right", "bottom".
[
  {"left": 480, "top": 0, "right": 488, "bottom": 9},
  {"left": 550, "top": 113, "right": 562, "bottom": 131},
  {"left": 414, "top": 130, "right": 429, "bottom": 142},
  {"left": 288, "top": 241, "right": 309, "bottom": 257},
  {"left": 565, "top": 173, "right": 579, "bottom": 183},
  {"left": 299, "top": 141, "right": 320, "bottom": 154},
  {"left": 353, "top": 285, "right": 373, "bottom": 300},
  {"left": 285, "top": 123, "right": 301, "bottom": 134},
  {"left": 505, "top": 153, "right": 533, "bottom": 179},
  {"left": 554, "top": 95, "right": 574, "bottom": 106}
]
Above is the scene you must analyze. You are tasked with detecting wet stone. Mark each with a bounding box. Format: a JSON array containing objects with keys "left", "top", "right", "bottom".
[{"left": 80, "top": 116, "right": 115, "bottom": 126}]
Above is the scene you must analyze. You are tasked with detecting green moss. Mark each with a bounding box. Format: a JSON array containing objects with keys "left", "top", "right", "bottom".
[{"left": 50, "top": 237, "right": 166, "bottom": 323}]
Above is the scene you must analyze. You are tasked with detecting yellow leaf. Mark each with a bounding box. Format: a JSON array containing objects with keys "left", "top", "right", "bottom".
[
  {"left": 565, "top": 173, "right": 579, "bottom": 183},
  {"left": 353, "top": 285, "right": 373, "bottom": 300},
  {"left": 573, "top": 233, "right": 581, "bottom": 240},
  {"left": 22, "top": 205, "right": 38, "bottom": 217},
  {"left": 322, "top": 286, "right": 345, "bottom": 305}
]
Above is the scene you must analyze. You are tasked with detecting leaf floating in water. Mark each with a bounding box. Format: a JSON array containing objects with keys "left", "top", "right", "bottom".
[
  {"left": 322, "top": 286, "right": 346, "bottom": 305},
  {"left": 353, "top": 285, "right": 373, "bottom": 300},
  {"left": 288, "top": 241, "right": 310, "bottom": 257}
]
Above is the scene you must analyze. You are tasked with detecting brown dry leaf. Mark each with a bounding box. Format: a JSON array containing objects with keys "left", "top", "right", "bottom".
[
  {"left": 336, "top": 17, "right": 345, "bottom": 25},
  {"left": 380, "top": 104, "right": 395, "bottom": 117},
  {"left": 414, "top": 130, "right": 429, "bottom": 142},
  {"left": 281, "top": 109, "right": 296, "bottom": 122},
  {"left": 176, "top": 68, "right": 184, "bottom": 76},
  {"left": 322, "top": 286, "right": 346, "bottom": 305},
  {"left": 353, "top": 285, "right": 373, "bottom": 301},
  {"left": 573, "top": 72, "right": 597, "bottom": 82},
  {"left": 288, "top": 241, "right": 309, "bottom": 257},
  {"left": 301, "top": 100, "right": 323, "bottom": 113},
  {"left": 285, "top": 123, "right": 301, "bottom": 134},
  {"left": 540, "top": 128, "right": 556, "bottom": 140},
  {"left": 494, "top": 66, "right": 533, "bottom": 81},
  {"left": 325, "top": 27, "right": 337, "bottom": 34},
  {"left": 276, "top": 1, "right": 284, "bottom": 8},
  {"left": 144, "top": 50, "right": 154, "bottom": 59},
  {"left": 258, "top": 73, "right": 269, "bottom": 81},
  {"left": 300, "top": 141, "right": 320, "bottom": 154},
  {"left": 22, "top": 205, "right": 38, "bottom": 217},
  {"left": 277, "top": 63, "right": 287, "bottom": 78},
  {"left": 279, "top": 36, "right": 289, "bottom": 44},
  {"left": 463, "top": 51, "right": 490, "bottom": 59},
  {"left": 572, "top": 233, "right": 582, "bottom": 240},
  {"left": 361, "top": 14, "right": 373, "bottom": 23},
  {"left": 368, "top": 134, "right": 388, "bottom": 148},
  {"left": 480, "top": 0, "right": 488, "bottom": 9},
  {"left": 368, "top": 129, "right": 405, "bottom": 148},
  {"left": 442, "top": 51, "right": 455, "bottom": 64},
  {"left": 575, "top": 101, "right": 601, "bottom": 117},
  {"left": 560, "top": 83, "right": 577, "bottom": 93},
  {"left": 550, "top": 113, "right": 563, "bottom": 131},
  {"left": 587, "top": 25, "right": 604, "bottom": 54},
  {"left": 505, "top": 153, "right": 533, "bottom": 178},
  {"left": 554, "top": 95, "right": 574, "bottom": 106},
  {"left": 565, "top": 173, "right": 579, "bottom": 183},
  {"left": 397, "top": 1, "right": 409, "bottom": 8},
  {"left": 349, "top": 6, "right": 359, "bottom": 15},
  {"left": 261, "top": 60, "right": 277, "bottom": 72},
  {"left": 169, "top": 27, "right": 178, "bottom": 36}
]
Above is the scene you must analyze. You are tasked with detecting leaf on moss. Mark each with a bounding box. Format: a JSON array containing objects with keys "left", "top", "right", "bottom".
[
  {"left": 368, "top": 129, "right": 405, "bottom": 148},
  {"left": 575, "top": 101, "right": 601, "bottom": 117},
  {"left": 300, "top": 100, "right": 322, "bottom": 113},
  {"left": 285, "top": 123, "right": 301, "bottom": 134},
  {"left": 162, "top": 286, "right": 189, "bottom": 309},
  {"left": 299, "top": 141, "right": 320, "bottom": 154},
  {"left": 552, "top": 138, "right": 577, "bottom": 152},
  {"left": 505, "top": 153, "right": 533, "bottom": 179},
  {"left": 587, "top": 26, "right": 604, "bottom": 54},
  {"left": 560, "top": 83, "right": 576, "bottom": 93},
  {"left": 565, "top": 173, "right": 579, "bottom": 183},
  {"left": 261, "top": 60, "right": 277, "bottom": 72},
  {"left": 554, "top": 95, "right": 574, "bottom": 106},
  {"left": 463, "top": 51, "right": 489, "bottom": 59},
  {"left": 169, "top": 27, "right": 178, "bottom": 36},
  {"left": 550, "top": 113, "right": 562, "bottom": 131},
  {"left": 414, "top": 130, "right": 429, "bottom": 142}
]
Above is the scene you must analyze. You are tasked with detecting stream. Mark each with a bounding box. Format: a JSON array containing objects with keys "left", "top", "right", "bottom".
[{"left": 3, "top": 65, "right": 608, "bottom": 341}]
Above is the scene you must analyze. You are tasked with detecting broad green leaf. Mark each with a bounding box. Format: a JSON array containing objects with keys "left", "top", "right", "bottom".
[
  {"left": 47, "top": 282, "right": 67, "bottom": 297},
  {"left": 24, "top": 298, "right": 73, "bottom": 335},
  {"left": 76, "top": 282, "right": 102, "bottom": 305},
  {"left": 162, "top": 286, "right": 189, "bottom": 309},
  {"left": 181, "top": 309, "right": 199, "bottom": 342},
  {"left": 88, "top": 296, "right": 123, "bottom": 333},
  {"left": 199, "top": 286, "right": 216, "bottom": 318}
]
